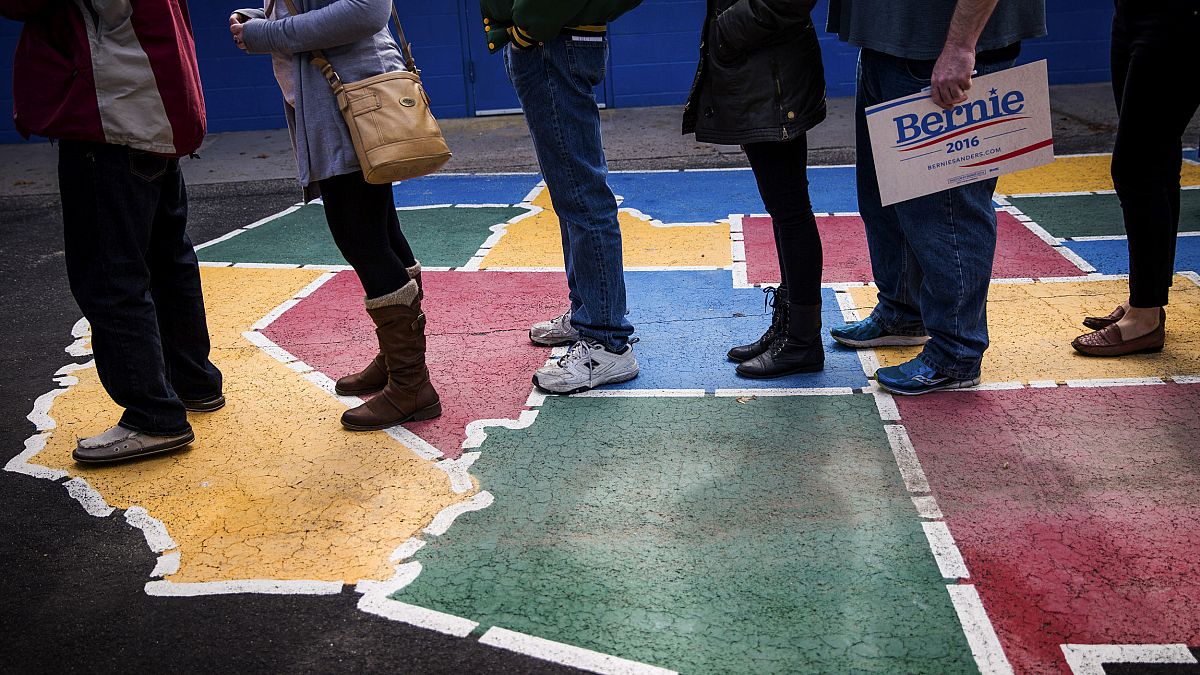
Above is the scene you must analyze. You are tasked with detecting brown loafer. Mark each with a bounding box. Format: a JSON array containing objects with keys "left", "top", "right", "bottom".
[
  {"left": 73, "top": 425, "right": 195, "bottom": 464},
  {"left": 1082, "top": 305, "right": 1126, "bottom": 330},
  {"left": 1072, "top": 309, "right": 1165, "bottom": 357}
]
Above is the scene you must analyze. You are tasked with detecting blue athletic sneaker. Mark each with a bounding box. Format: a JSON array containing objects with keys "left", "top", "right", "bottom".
[
  {"left": 830, "top": 315, "right": 929, "bottom": 348},
  {"left": 875, "top": 357, "right": 981, "bottom": 396}
]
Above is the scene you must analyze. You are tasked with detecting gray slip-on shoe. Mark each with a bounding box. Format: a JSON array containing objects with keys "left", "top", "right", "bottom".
[{"left": 73, "top": 425, "right": 195, "bottom": 464}]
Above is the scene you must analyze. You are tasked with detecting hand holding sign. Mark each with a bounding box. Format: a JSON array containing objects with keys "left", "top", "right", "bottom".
[
  {"left": 931, "top": 45, "right": 975, "bottom": 110},
  {"left": 865, "top": 60, "right": 1054, "bottom": 206}
]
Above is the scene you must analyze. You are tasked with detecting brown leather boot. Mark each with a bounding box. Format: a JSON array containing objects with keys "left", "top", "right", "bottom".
[
  {"left": 334, "top": 262, "right": 424, "bottom": 397},
  {"left": 334, "top": 354, "right": 387, "bottom": 396},
  {"left": 341, "top": 279, "right": 441, "bottom": 431}
]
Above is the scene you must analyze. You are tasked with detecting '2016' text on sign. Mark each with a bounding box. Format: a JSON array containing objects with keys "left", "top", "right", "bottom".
[{"left": 865, "top": 60, "right": 1054, "bottom": 206}]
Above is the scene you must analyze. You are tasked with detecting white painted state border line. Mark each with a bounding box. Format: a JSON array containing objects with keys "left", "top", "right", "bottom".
[
  {"left": 949, "top": 585, "right": 1015, "bottom": 675},
  {"left": 1061, "top": 644, "right": 1198, "bottom": 675},
  {"left": 481, "top": 627, "right": 677, "bottom": 675},
  {"left": 146, "top": 578, "right": 345, "bottom": 597}
]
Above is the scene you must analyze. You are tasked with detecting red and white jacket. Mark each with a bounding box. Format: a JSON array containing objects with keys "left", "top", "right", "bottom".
[{"left": 0, "top": 0, "right": 206, "bottom": 157}]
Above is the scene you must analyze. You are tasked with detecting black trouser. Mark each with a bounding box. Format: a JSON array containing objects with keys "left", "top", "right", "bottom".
[
  {"left": 318, "top": 171, "right": 417, "bottom": 299},
  {"left": 1111, "top": 0, "right": 1200, "bottom": 307},
  {"left": 742, "top": 135, "right": 824, "bottom": 305},
  {"left": 59, "top": 141, "right": 222, "bottom": 435}
]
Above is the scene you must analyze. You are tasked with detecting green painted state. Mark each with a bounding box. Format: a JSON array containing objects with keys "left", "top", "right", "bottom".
[
  {"left": 393, "top": 395, "right": 974, "bottom": 673},
  {"left": 198, "top": 205, "right": 527, "bottom": 267},
  {"left": 1012, "top": 191, "right": 1200, "bottom": 238}
]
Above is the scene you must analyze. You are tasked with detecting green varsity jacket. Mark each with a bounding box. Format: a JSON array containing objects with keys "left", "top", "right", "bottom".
[{"left": 479, "top": 0, "right": 642, "bottom": 52}]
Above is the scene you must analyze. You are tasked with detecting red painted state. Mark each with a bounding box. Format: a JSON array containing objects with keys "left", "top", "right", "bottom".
[
  {"left": 743, "top": 211, "right": 1086, "bottom": 285},
  {"left": 264, "top": 270, "right": 569, "bottom": 458},
  {"left": 897, "top": 386, "right": 1200, "bottom": 674}
]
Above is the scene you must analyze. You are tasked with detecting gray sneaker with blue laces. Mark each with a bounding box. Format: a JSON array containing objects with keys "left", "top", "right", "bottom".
[{"left": 533, "top": 339, "right": 639, "bottom": 394}]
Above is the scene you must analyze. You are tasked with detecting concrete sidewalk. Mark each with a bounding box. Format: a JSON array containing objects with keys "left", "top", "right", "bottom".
[{"left": 0, "top": 83, "right": 1195, "bottom": 198}]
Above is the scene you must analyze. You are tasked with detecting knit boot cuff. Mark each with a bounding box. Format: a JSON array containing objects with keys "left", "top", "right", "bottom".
[
  {"left": 407, "top": 261, "right": 422, "bottom": 279},
  {"left": 364, "top": 279, "right": 420, "bottom": 309}
]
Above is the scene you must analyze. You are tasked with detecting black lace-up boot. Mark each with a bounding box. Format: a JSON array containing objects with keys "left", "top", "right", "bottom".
[
  {"left": 728, "top": 286, "right": 788, "bottom": 363},
  {"left": 735, "top": 301, "right": 824, "bottom": 378}
]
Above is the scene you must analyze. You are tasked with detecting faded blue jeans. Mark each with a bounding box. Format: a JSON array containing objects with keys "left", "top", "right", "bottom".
[
  {"left": 855, "top": 48, "right": 1016, "bottom": 380},
  {"left": 505, "top": 35, "right": 634, "bottom": 352}
]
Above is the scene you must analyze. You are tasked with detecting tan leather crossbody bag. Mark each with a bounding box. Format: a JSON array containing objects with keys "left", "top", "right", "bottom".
[{"left": 279, "top": 0, "right": 452, "bottom": 183}]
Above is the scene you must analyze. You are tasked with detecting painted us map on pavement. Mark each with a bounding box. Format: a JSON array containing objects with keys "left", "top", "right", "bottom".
[{"left": 9, "top": 155, "right": 1200, "bottom": 674}]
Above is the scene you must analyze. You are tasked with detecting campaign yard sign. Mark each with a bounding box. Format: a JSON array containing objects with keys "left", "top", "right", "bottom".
[{"left": 866, "top": 60, "right": 1054, "bottom": 206}]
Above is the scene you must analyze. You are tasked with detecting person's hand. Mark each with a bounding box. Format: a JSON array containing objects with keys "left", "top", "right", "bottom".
[
  {"left": 930, "top": 45, "right": 975, "bottom": 110},
  {"left": 229, "top": 13, "right": 248, "bottom": 51}
]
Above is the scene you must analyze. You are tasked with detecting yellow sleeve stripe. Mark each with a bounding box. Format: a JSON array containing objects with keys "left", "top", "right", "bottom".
[{"left": 509, "top": 26, "right": 536, "bottom": 47}]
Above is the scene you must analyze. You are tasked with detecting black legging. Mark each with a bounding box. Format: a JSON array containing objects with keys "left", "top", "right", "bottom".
[
  {"left": 743, "top": 135, "right": 824, "bottom": 306},
  {"left": 318, "top": 171, "right": 417, "bottom": 299},
  {"left": 1111, "top": 0, "right": 1200, "bottom": 308}
]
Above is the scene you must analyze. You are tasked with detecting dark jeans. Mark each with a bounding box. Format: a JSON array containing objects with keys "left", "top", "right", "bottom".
[
  {"left": 855, "top": 48, "right": 1015, "bottom": 380},
  {"left": 318, "top": 171, "right": 417, "bottom": 299},
  {"left": 1111, "top": 0, "right": 1200, "bottom": 308},
  {"left": 59, "top": 141, "right": 221, "bottom": 435},
  {"left": 504, "top": 35, "right": 635, "bottom": 351},
  {"left": 742, "top": 136, "right": 824, "bottom": 306}
]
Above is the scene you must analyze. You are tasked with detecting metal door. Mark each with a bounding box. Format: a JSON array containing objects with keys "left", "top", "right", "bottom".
[{"left": 459, "top": 0, "right": 613, "bottom": 115}]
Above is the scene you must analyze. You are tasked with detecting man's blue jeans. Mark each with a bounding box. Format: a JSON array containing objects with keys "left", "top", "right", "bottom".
[
  {"left": 855, "top": 48, "right": 1015, "bottom": 380},
  {"left": 505, "top": 35, "right": 634, "bottom": 352}
]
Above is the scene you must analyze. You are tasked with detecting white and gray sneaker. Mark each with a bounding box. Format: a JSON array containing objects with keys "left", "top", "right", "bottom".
[
  {"left": 529, "top": 309, "right": 579, "bottom": 347},
  {"left": 533, "top": 339, "right": 639, "bottom": 394}
]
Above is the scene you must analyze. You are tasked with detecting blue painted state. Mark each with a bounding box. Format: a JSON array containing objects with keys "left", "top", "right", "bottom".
[
  {"left": 613, "top": 270, "right": 869, "bottom": 391},
  {"left": 393, "top": 174, "right": 541, "bottom": 207},
  {"left": 1065, "top": 238, "right": 1200, "bottom": 275},
  {"left": 608, "top": 167, "right": 859, "bottom": 223},
  {"left": 392, "top": 169, "right": 858, "bottom": 219},
  {"left": 1186, "top": 148, "right": 1199, "bottom": 162}
]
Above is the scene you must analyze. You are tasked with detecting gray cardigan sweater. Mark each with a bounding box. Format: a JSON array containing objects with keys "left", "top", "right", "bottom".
[{"left": 237, "top": 0, "right": 406, "bottom": 193}]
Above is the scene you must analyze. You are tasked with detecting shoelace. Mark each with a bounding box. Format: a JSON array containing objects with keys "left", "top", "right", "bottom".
[
  {"left": 554, "top": 310, "right": 572, "bottom": 330},
  {"left": 558, "top": 339, "right": 604, "bottom": 386},
  {"left": 556, "top": 337, "right": 638, "bottom": 386},
  {"left": 762, "top": 286, "right": 779, "bottom": 310}
]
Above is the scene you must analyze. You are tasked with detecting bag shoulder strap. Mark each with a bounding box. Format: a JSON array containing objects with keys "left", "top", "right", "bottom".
[{"left": 277, "top": 0, "right": 417, "bottom": 92}]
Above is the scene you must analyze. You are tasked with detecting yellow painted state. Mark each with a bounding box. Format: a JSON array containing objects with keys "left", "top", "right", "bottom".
[
  {"left": 481, "top": 185, "right": 731, "bottom": 268},
  {"left": 36, "top": 267, "right": 471, "bottom": 584},
  {"left": 849, "top": 276, "right": 1200, "bottom": 384},
  {"left": 997, "top": 154, "right": 1200, "bottom": 195}
]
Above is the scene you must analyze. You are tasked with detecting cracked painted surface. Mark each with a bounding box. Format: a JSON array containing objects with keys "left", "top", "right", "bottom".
[
  {"left": 269, "top": 269, "right": 868, "bottom": 411},
  {"left": 998, "top": 154, "right": 1200, "bottom": 195},
  {"left": 197, "top": 204, "right": 527, "bottom": 268},
  {"left": 743, "top": 211, "right": 1085, "bottom": 286},
  {"left": 1064, "top": 238, "right": 1200, "bottom": 276},
  {"left": 896, "top": 385, "right": 1200, "bottom": 675},
  {"left": 391, "top": 395, "right": 976, "bottom": 673},
  {"left": 1010, "top": 191, "right": 1200, "bottom": 239},
  {"left": 29, "top": 267, "right": 472, "bottom": 583},
  {"left": 848, "top": 276, "right": 1200, "bottom": 383},
  {"left": 16, "top": 157, "right": 1200, "bottom": 672},
  {"left": 481, "top": 186, "right": 731, "bottom": 269},
  {"left": 264, "top": 269, "right": 568, "bottom": 457}
]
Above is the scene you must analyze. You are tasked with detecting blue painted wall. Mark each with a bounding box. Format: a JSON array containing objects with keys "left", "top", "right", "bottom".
[{"left": 0, "top": 0, "right": 1113, "bottom": 144}]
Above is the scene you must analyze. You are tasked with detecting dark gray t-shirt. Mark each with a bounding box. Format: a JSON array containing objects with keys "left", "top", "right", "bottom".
[{"left": 827, "top": 0, "right": 1047, "bottom": 61}]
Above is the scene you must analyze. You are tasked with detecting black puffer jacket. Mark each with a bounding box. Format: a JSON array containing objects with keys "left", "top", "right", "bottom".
[{"left": 683, "top": 0, "right": 827, "bottom": 145}]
